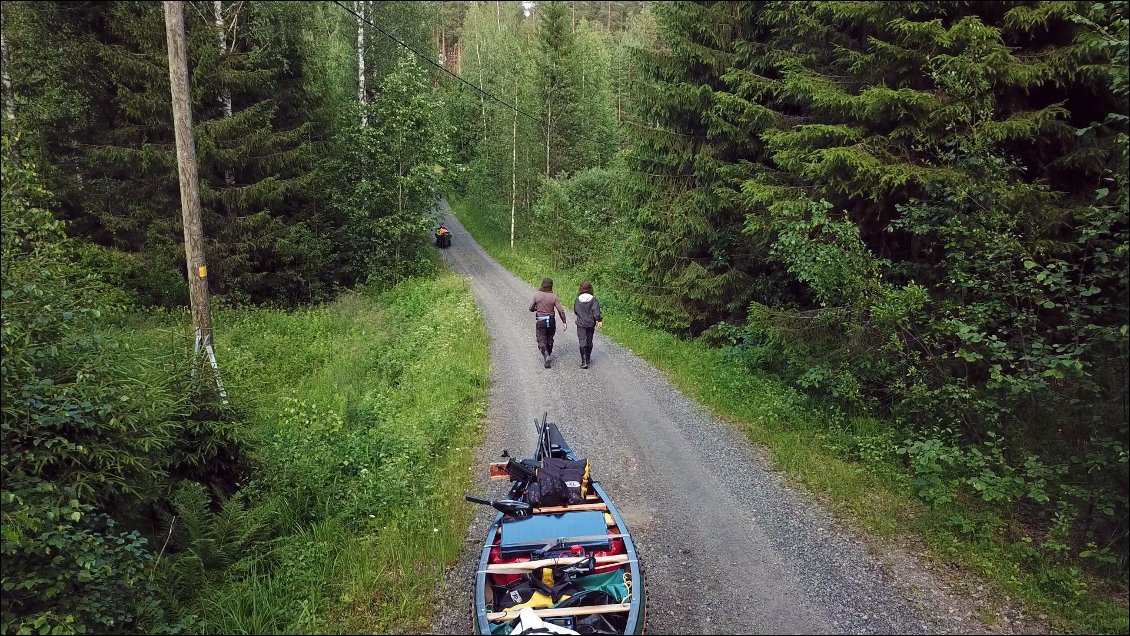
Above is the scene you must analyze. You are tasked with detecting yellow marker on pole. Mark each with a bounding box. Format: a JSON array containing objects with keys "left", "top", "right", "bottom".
[{"left": 198, "top": 265, "right": 207, "bottom": 278}]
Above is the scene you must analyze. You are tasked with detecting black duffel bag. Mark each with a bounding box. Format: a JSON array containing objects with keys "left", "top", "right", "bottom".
[
  {"left": 539, "top": 457, "right": 590, "bottom": 504},
  {"left": 524, "top": 473, "right": 570, "bottom": 508}
]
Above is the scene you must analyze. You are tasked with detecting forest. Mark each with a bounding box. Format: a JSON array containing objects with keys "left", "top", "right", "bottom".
[{"left": 1, "top": 1, "right": 1127, "bottom": 634}]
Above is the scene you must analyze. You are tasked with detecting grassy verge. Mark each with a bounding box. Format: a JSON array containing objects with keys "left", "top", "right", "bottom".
[
  {"left": 117, "top": 271, "right": 489, "bottom": 634},
  {"left": 450, "top": 196, "right": 1128, "bottom": 635}
]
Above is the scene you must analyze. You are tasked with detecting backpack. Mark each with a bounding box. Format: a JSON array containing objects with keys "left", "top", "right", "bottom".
[
  {"left": 538, "top": 457, "right": 590, "bottom": 504},
  {"left": 525, "top": 473, "right": 571, "bottom": 508}
]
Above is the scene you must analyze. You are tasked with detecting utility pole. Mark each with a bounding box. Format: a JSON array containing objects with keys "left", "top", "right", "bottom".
[{"left": 164, "top": 0, "right": 227, "bottom": 403}]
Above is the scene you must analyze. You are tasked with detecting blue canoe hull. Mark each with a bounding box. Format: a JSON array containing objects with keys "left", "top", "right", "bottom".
[{"left": 471, "top": 422, "right": 645, "bottom": 635}]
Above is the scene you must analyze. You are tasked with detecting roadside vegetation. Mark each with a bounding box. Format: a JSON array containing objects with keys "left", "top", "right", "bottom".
[
  {"left": 452, "top": 190, "right": 1127, "bottom": 635},
  {"left": 3, "top": 0, "right": 1126, "bottom": 634},
  {"left": 445, "top": 2, "right": 1127, "bottom": 632},
  {"left": 2, "top": 149, "right": 489, "bottom": 633}
]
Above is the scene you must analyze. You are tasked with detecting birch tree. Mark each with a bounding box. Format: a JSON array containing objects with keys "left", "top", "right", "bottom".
[{"left": 356, "top": 0, "right": 367, "bottom": 126}]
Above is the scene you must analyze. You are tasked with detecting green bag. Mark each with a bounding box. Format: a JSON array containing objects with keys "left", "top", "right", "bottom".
[{"left": 569, "top": 569, "right": 629, "bottom": 603}]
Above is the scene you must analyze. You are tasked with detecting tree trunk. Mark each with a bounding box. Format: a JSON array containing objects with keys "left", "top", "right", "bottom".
[
  {"left": 214, "top": 1, "right": 232, "bottom": 119},
  {"left": 546, "top": 101, "right": 551, "bottom": 177},
  {"left": 356, "top": 0, "right": 367, "bottom": 127},
  {"left": 398, "top": 156, "right": 404, "bottom": 269},
  {"left": 2, "top": 9, "right": 17, "bottom": 161},
  {"left": 214, "top": 1, "right": 234, "bottom": 185},
  {"left": 475, "top": 37, "right": 486, "bottom": 142},
  {"left": 511, "top": 84, "right": 518, "bottom": 249}
]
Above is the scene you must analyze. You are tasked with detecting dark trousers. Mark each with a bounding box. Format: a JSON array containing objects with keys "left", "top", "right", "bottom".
[
  {"left": 577, "top": 326, "right": 594, "bottom": 349},
  {"left": 536, "top": 316, "right": 557, "bottom": 352}
]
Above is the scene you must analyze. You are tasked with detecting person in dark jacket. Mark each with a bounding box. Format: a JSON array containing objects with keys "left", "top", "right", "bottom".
[
  {"left": 530, "top": 277, "right": 567, "bottom": 368},
  {"left": 572, "top": 281, "right": 603, "bottom": 369}
]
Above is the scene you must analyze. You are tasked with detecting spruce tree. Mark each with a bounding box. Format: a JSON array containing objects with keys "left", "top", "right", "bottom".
[
  {"left": 6, "top": 1, "right": 341, "bottom": 306},
  {"left": 622, "top": 1, "right": 763, "bottom": 332},
  {"left": 625, "top": 0, "right": 1128, "bottom": 555},
  {"left": 537, "top": 1, "right": 583, "bottom": 177}
]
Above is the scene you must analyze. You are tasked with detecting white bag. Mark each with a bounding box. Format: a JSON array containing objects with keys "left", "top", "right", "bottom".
[{"left": 509, "top": 607, "right": 580, "bottom": 635}]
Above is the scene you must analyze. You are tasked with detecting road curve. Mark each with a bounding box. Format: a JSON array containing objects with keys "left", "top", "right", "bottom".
[{"left": 429, "top": 201, "right": 937, "bottom": 635}]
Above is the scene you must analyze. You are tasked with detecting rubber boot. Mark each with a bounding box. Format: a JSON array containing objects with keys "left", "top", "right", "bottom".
[
  {"left": 580, "top": 348, "right": 587, "bottom": 369},
  {"left": 585, "top": 346, "right": 593, "bottom": 368},
  {"left": 540, "top": 347, "right": 550, "bottom": 368}
]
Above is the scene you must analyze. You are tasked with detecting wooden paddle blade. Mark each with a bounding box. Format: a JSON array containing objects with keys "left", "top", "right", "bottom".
[{"left": 489, "top": 462, "right": 510, "bottom": 481}]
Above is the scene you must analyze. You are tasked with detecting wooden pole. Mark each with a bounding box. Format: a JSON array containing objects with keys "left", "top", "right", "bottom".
[{"left": 164, "top": 1, "right": 226, "bottom": 403}]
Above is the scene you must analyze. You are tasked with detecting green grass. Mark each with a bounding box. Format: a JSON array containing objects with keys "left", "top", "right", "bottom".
[
  {"left": 449, "top": 196, "right": 1129, "bottom": 635},
  {"left": 116, "top": 271, "right": 489, "bottom": 634}
]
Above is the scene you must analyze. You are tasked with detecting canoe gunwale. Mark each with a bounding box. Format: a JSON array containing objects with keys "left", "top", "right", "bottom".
[{"left": 472, "top": 422, "right": 644, "bottom": 634}]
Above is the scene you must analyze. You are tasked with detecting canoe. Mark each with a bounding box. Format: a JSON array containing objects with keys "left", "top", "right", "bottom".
[{"left": 466, "top": 414, "right": 646, "bottom": 635}]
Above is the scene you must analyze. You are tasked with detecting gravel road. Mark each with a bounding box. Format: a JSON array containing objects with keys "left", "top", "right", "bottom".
[{"left": 428, "top": 202, "right": 977, "bottom": 635}]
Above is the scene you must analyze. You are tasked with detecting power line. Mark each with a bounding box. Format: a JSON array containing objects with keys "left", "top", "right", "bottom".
[{"left": 330, "top": 0, "right": 547, "bottom": 130}]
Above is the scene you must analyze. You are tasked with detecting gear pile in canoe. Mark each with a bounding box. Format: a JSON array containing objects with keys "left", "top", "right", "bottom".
[{"left": 465, "top": 414, "right": 646, "bottom": 635}]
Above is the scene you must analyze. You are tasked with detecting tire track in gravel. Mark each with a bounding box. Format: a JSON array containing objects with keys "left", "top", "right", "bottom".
[{"left": 428, "top": 201, "right": 970, "bottom": 635}]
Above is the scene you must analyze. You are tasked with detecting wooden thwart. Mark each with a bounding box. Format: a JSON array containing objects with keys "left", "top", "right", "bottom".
[
  {"left": 484, "top": 554, "right": 629, "bottom": 574},
  {"left": 487, "top": 603, "right": 631, "bottom": 622},
  {"left": 533, "top": 502, "right": 608, "bottom": 514}
]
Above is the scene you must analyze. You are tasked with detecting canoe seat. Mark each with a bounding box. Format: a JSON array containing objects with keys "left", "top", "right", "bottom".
[{"left": 500, "top": 510, "right": 610, "bottom": 557}]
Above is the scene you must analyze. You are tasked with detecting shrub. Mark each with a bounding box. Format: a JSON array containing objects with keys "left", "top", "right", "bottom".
[{"left": 0, "top": 477, "right": 165, "bottom": 635}]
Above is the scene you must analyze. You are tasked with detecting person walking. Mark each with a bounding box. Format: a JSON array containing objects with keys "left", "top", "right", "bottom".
[
  {"left": 530, "top": 277, "right": 567, "bottom": 368},
  {"left": 572, "top": 281, "right": 603, "bottom": 369}
]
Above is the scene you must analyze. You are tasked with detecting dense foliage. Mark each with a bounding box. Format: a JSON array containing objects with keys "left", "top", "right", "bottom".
[
  {"left": 2, "top": 1, "right": 463, "bottom": 633},
  {"left": 0, "top": 144, "right": 483, "bottom": 635},
  {"left": 1, "top": 140, "right": 245, "bottom": 634},
  {"left": 612, "top": 0, "right": 1129, "bottom": 588},
  {"left": 3, "top": 0, "right": 1128, "bottom": 631},
  {"left": 446, "top": 0, "right": 1128, "bottom": 621},
  {"left": 451, "top": 0, "right": 646, "bottom": 256},
  {"left": 2, "top": 0, "right": 447, "bottom": 307}
]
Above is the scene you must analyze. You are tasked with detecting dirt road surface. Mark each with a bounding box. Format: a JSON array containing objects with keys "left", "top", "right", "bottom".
[{"left": 429, "top": 203, "right": 1005, "bottom": 635}]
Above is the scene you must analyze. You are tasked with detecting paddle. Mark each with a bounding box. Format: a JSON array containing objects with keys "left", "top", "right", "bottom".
[{"left": 464, "top": 494, "right": 532, "bottom": 517}]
